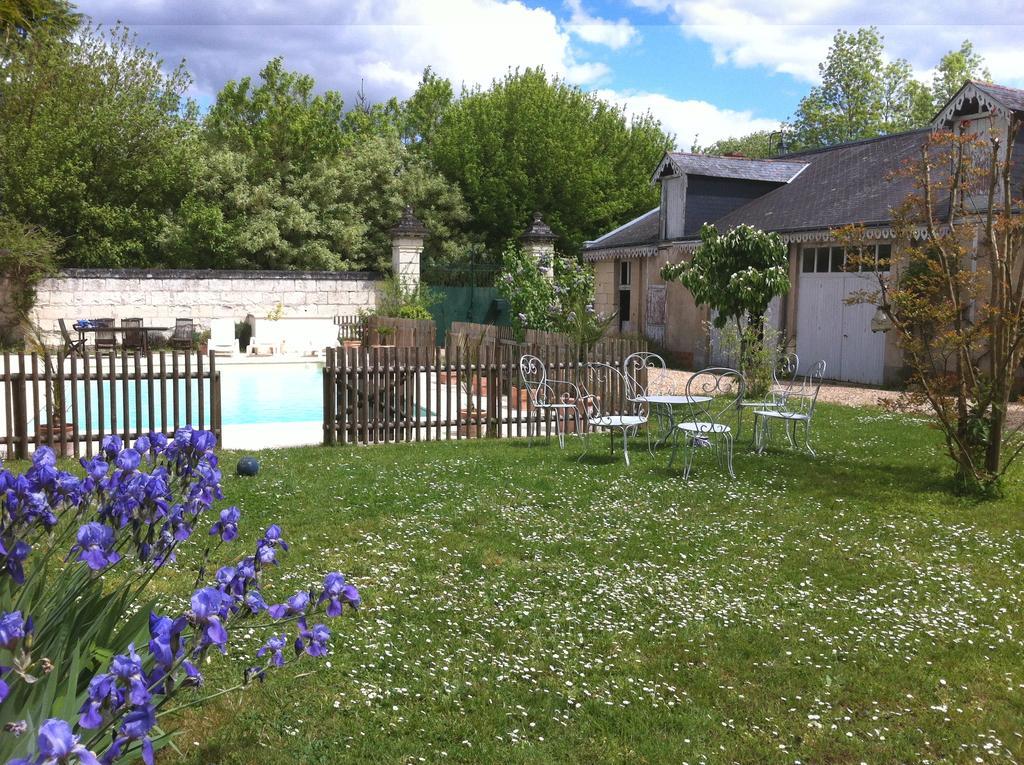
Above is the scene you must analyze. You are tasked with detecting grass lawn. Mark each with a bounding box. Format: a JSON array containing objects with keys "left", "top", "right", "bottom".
[{"left": 150, "top": 403, "right": 1023, "bottom": 764}]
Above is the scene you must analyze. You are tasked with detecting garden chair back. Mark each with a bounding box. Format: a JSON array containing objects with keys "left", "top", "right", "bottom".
[
  {"left": 121, "top": 317, "right": 144, "bottom": 351},
  {"left": 753, "top": 360, "right": 827, "bottom": 456},
  {"left": 670, "top": 367, "right": 745, "bottom": 478},
  {"left": 58, "top": 318, "right": 86, "bottom": 357},
  {"left": 93, "top": 318, "right": 116, "bottom": 350},
  {"left": 577, "top": 361, "right": 649, "bottom": 466},
  {"left": 622, "top": 351, "right": 666, "bottom": 403},
  {"left": 171, "top": 318, "right": 194, "bottom": 350},
  {"left": 518, "top": 354, "right": 581, "bottom": 448}
]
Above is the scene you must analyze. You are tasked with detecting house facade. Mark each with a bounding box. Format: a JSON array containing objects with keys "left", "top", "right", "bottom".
[{"left": 583, "top": 81, "right": 1024, "bottom": 386}]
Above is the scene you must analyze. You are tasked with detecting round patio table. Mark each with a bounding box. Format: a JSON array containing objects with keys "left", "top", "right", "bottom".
[{"left": 636, "top": 393, "right": 712, "bottom": 447}]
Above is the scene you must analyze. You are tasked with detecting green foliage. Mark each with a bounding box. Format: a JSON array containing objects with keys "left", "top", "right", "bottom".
[
  {"left": 401, "top": 67, "right": 453, "bottom": 146},
  {"left": 162, "top": 60, "right": 467, "bottom": 271},
  {"left": 496, "top": 243, "right": 612, "bottom": 354},
  {"left": 692, "top": 130, "right": 777, "bottom": 159},
  {"left": 424, "top": 67, "right": 673, "bottom": 255},
  {"left": 0, "top": 24, "right": 198, "bottom": 267},
  {"left": 789, "top": 29, "right": 990, "bottom": 151},
  {"left": 369, "top": 276, "right": 439, "bottom": 320},
  {"left": 662, "top": 224, "right": 789, "bottom": 330},
  {"left": 0, "top": 0, "right": 79, "bottom": 54},
  {"left": 0, "top": 215, "right": 60, "bottom": 320},
  {"left": 714, "top": 321, "right": 785, "bottom": 398}
]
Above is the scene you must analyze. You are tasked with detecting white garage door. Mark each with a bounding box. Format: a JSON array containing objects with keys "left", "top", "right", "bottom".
[{"left": 796, "top": 245, "right": 886, "bottom": 385}]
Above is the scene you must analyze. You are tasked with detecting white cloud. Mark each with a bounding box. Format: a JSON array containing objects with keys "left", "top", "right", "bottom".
[
  {"left": 595, "top": 89, "right": 782, "bottom": 151},
  {"left": 565, "top": 0, "right": 639, "bottom": 50},
  {"left": 76, "top": 0, "right": 610, "bottom": 101},
  {"left": 638, "top": 0, "right": 1024, "bottom": 86}
]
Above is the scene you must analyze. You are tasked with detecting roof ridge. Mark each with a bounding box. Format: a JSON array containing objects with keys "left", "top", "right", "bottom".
[
  {"left": 779, "top": 127, "right": 930, "bottom": 158},
  {"left": 668, "top": 151, "right": 803, "bottom": 165}
]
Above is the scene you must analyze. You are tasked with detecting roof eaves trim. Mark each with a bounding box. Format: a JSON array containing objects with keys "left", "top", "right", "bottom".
[
  {"left": 932, "top": 81, "right": 1017, "bottom": 128},
  {"left": 582, "top": 245, "right": 658, "bottom": 262}
]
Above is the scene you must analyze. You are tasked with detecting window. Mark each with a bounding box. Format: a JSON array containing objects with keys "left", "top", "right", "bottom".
[
  {"left": 801, "top": 243, "right": 894, "bottom": 274},
  {"left": 619, "top": 261, "right": 632, "bottom": 287}
]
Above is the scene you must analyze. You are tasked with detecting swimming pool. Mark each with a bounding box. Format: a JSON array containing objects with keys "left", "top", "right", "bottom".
[{"left": 50, "top": 362, "right": 326, "bottom": 432}]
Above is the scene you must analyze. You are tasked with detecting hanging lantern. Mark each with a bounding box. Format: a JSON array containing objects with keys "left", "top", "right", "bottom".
[{"left": 870, "top": 306, "right": 893, "bottom": 333}]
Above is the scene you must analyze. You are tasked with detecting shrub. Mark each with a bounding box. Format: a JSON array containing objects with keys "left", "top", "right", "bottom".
[{"left": 0, "top": 429, "right": 361, "bottom": 763}]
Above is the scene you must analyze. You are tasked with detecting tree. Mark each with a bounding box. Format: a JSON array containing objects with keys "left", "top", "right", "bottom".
[
  {"left": 692, "top": 130, "right": 778, "bottom": 159},
  {"left": 163, "top": 59, "right": 467, "bottom": 271},
  {"left": 423, "top": 67, "right": 673, "bottom": 255},
  {"left": 661, "top": 224, "right": 789, "bottom": 389},
  {"left": 401, "top": 67, "right": 453, "bottom": 146},
  {"left": 0, "top": 24, "right": 198, "bottom": 267},
  {"left": 0, "top": 0, "right": 78, "bottom": 56},
  {"left": 788, "top": 30, "right": 991, "bottom": 151},
  {"left": 840, "top": 116, "right": 1024, "bottom": 493},
  {"left": 931, "top": 40, "right": 991, "bottom": 109}
]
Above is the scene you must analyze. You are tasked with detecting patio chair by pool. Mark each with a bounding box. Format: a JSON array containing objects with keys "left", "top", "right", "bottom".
[
  {"left": 170, "top": 318, "right": 194, "bottom": 351},
  {"left": 519, "top": 353, "right": 582, "bottom": 449},
  {"left": 208, "top": 318, "right": 237, "bottom": 356},
  {"left": 577, "top": 361, "right": 648, "bottom": 466},
  {"left": 753, "top": 360, "right": 826, "bottom": 456},
  {"left": 121, "top": 317, "right": 145, "bottom": 351},
  {"left": 58, "top": 319, "right": 86, "bottom": 357},
  {"left": 93, "top": 318, "right": 116, "bottom": 351},
  {"left": 669, "top": 368, "right": 744, "bottom": 479}
]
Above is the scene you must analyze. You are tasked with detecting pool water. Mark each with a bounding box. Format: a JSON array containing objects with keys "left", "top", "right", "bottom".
[{"left": 50, "top": 362, "right": 432, "bottom": 432}]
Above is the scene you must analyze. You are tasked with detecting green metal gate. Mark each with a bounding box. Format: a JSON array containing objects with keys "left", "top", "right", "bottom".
[{"left": 423, "top": 260, "right": 510, "bottom": 345}]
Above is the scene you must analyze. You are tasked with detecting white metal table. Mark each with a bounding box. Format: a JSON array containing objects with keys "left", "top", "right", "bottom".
[{"left": 637, "top": 393, "right": 712, "bottom": 446}]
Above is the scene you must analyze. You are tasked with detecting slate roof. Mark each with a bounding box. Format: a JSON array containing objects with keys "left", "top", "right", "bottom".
[
  {"left": 972, "top": 81, "right": 1024, "bottom": 114},
  {"left": 583, "top": 207, "right": 660, "bottom": 251},
  {"left": 657, "top": 152, "right": 807, "bottom": 184},
  {"left": 699, "top": 129, "right": 932, "bottom": 237}
]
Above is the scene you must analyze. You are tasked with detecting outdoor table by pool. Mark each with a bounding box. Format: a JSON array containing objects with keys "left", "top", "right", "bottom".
[
  {"left": 637, "top": 393, "right": 712, "bottom": 446},
  {"left": 75, "top": 324, "right": 170, "bottom": 353}
]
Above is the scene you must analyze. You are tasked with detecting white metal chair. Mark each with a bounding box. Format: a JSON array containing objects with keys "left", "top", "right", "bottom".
[
  {"left": 736, "top": 352, "right": 800, "bottom": 441},
  {"left": 753, "top": 360, "right": 826, "bottom": 456},
  {"left": 623, "top": 351, "right": 667, "bottom": 453},
  {"left": 577, "top": 362, "right": 648, "bottom": 466},
  {"left": 519, "top": 354, "right": 581, "bottom": 449},
  {"left": 669, "top": 368, "right": 745, "bottom": 479}
]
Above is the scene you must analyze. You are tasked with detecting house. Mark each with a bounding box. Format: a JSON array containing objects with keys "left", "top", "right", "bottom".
[{"left": 583, "top": 80, "right": 1024, "bottom": 386}]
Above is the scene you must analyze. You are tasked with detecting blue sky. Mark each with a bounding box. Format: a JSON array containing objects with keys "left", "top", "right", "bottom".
[{"left": 75, "top": 0, "right": 1024, "bottom": 150}]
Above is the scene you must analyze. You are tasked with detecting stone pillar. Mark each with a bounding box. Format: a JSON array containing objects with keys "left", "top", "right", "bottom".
[
  {"left": 519, "top": 212, "right": 558, "bottom": 280},
  {"left": 389, "top": 206, "right": 428, "bottom": 290}
]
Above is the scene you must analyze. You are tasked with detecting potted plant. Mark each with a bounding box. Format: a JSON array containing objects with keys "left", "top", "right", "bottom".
[{"left": 374, "top": 325, "right": 396, "bottom": 347}]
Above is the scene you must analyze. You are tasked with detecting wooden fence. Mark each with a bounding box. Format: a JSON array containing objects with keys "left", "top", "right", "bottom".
[
  {"left": 336, "top": 315, "right": 363, "bottom": 341},
  {"left": 322, "top": 337, "right": 647, "bottom": 445},
  {"left": 362, "top": 316, "right": 436, "bottom": 353},
  {"left": 1, "top": 350, "right": 222, "bottom": 460}
]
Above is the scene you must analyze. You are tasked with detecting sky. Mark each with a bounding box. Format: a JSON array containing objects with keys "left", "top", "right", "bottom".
[{"left": 75, "top": 0, "right": 1024, "bottom": 151}]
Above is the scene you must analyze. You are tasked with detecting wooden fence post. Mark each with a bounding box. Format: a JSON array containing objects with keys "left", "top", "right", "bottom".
[{"left": 11, "top": 373, "right": 28, "bottom": 460}]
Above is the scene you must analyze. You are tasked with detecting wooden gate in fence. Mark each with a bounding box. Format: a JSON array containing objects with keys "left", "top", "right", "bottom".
[
  {"left": 322, "top": 338, "right": 647, "bottom": 445},
  {"left": 1, "top": 350, "right": 222, "bottom": 459}
]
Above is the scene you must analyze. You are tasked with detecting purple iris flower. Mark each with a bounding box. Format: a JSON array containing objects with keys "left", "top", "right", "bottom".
[
  {"left": 318, "top": 572, "right": 361, "bottom": 617},
  {"left": 190, "top": 587, "right": 230, "bottom": 652},
  {"left": 23, "top": 719, "right": 100, "bottom": 765},
  {"left": 71, "top": 523, "right": 121, "bottom": 571},
  {"left": 110, "top": 644, "right": 150, "bottom": 707},
  {"left": 258, "top": 634, "right": 287, "bottom": 667},
  {"left": 267, "top": 590, "right": 309, "bottom": 620},
  {"left": 4, "top": 540, "right": 31, "bottom": 585},
  {"left": 0, "top": 611, "right": 25, "bottom": 650},
  {"left": 256, "top": 524, "right": 288, "bottom": 566},
  {"left": 148, "top": 612, "right": 187, "bottom": 670},
  {"left": 243, "top": 591, "right": 268, "bottom": 614},
  {"left": 148, "top": 432, "right": 168, "bottom": 453},
  {"left": 115, "top": 448, "right": 141, "bottom": 471},
  {"left": 119, "top": 704, "right": 157, "bottom": 765},
  {"left": 101, "top": 434, "right": 123, "bottom": 457},
  {"left": 209, "top": 506, "right": 240, "bottom": 542},
  {"left": 133, "top": 435, "right": 151, "bottom": 454},
  {"left": 0, "top": 670, "right": 8, "bottom": 705},
  {"left": 295, "top": 619, "right": 331, "bottom": 658},
  {"left": 182, "top": 660, "right": 203, "bottom": 688},
  {"left": 78, "top": 673, "right": 122, "bottom": 729}
]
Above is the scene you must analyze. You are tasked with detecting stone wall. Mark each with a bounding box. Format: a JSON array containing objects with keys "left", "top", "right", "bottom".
[{"left": 0, "top": 268, "right": 380, "bottom": 343}]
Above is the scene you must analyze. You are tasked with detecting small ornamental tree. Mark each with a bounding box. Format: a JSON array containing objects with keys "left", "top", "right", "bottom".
[
  {"left": 839, "top": 117, "right": 1024, "bottom": 494},
  {"left": 497, "top": 243, "right": 614, "bottom": 356},
  {"left": 661, "top": 223, "right": 790, "bottom": 389}
]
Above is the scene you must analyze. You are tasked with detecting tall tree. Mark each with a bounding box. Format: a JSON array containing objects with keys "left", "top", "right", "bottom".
[
  {"left": 402, "top": 67, "right": 453, "bottom": 146},
  {"left": 163, "top": 59, "right": 466, "bottom": 271},
  {"left": 931, "top": 40, "right": 991, "bottom": 109},
  {"left": 692, "top": 130, "right": 778, "bottom": 159},
  {"left": 0, "top": 23, "right": 198, "bottom": 267},
  {"left": 0, "top": 0, "right": 78, "bottom": 55},
  {"left": 423, "top": 67, "right": 673, "bottom": 255}
]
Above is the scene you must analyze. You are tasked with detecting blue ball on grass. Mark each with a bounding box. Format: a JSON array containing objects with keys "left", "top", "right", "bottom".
[{"left": 236, "top": 456, "right": 260, "bottom": 477}]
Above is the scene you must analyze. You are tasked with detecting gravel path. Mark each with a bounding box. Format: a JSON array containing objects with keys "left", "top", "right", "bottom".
[{"left": 647, "top": 368, "right": 1024, "bottom": 426}]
